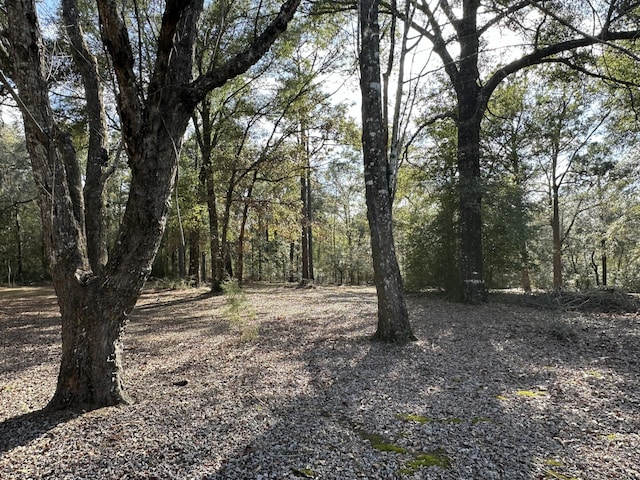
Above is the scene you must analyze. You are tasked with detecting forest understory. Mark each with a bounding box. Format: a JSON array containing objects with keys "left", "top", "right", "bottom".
[{"left": 1, "top": 285, "right": 639, "bottom": 479}]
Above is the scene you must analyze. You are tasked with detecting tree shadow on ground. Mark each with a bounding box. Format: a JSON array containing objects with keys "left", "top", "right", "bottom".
[
  {"left": 197, "top": 298, "right": 562, "bottom": 479},
  {"left": 0, "top": 289, "right": 60, "bottom": 377},
  {"left": 0, "top": 409, "right": 77, "bottom": 454},
  {"left": 1, "top": 286, "right": 637, "bottom": 479}
]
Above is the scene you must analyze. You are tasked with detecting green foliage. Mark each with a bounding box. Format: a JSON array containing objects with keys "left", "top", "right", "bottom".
[
  {"left": 396, "top": 120, "right": 459, "bottom": 293},
  {"left": 0, "top": 124, "right": 44, "bottom": 284},
  {"left": 399, "top": 450, "right": 452, "bottom": 474},
  {"left": 222, "top": 281, "right": 258, "bottom": 340}
]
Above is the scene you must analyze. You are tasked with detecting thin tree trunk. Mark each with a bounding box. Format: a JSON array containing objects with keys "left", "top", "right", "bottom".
[
  {"left": 601, "top": 239, "right": 607, "bottom": 286},
  {"left": 188, "top": 229, "right": 201, "bottom": 284},
  {"left": 12, "top": 205, "right": 24, "bottom": 281},
  {"left": 237, "top": 172, "right": 257, "bottom": 286},
  {"left": 195, "top": 98, "right": 224, "bottom": 292},
  {"left": 204, "top": 161, "right": 224, "bottom": 291},
  {"left": 552, "top": 186, "right": 563, "bottom": 290},
  {"left": 306, "top": 162, "right": 314, "bottom": 281},
  {"left": 359, "top": 0, "right": 415, "bottom": 342}
]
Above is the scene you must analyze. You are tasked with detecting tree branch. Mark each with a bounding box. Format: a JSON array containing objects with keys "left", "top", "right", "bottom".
[
  {"left": 187, "top": 0, "right": 301, "bottom": 106},
  {"left": 95, "top": 0, "right": 144, "bottom": 159},
  {"left": 482, "top": 29, "right": 640, "bottom": 112}
]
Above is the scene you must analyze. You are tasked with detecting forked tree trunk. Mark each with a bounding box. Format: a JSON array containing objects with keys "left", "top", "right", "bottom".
[
  {"left": 7, "top": 0, "right": 300, "bottom": 410},
  {"left": 359, "top": 0, "right": 415, "bottom": 342}
]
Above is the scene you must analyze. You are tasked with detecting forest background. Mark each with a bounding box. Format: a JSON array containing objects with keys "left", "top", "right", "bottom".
[
  {"left": 0, "top": 0, "right": 638, "bottom": 296},
  {"left": 3, "top": 0, "right": 640, "bottom": 299}
]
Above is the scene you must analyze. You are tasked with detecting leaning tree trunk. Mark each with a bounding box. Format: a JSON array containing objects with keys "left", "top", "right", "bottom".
[{"left": 359, "top": 0, "right": 415, "bottom": 342}]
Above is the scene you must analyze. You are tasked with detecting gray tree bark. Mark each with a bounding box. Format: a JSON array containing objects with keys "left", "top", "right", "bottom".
[{"left": 359, "top": 0, "right": 415, "bottom": 342}]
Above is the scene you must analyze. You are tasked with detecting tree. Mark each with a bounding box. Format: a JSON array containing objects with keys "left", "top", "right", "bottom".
[
  {"left": 482, "top": 75, "right": 538, "bottom": 292},
  {"left": 398, "top": 0, "right": 640, "bottom": 302},
  {"left": 396, "top": 117, "right": 459, "bottom": 293},
  {"left": 525, "top": 72, "right": 610, "bottom": 290},
  {"left": 0, "top": 123, "right": 42, "bottom": 283},
  {"left": 359, "top": 0, "right": 416, "bottom": 342},
  {"left": 1, "top": 0, "right": 299, "bottom": 410}
]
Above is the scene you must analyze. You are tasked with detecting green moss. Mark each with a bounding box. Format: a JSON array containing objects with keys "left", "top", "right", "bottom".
[
  {"left": 516, "top": 389, "right": 547, "bottom": 398},
  {"left": 471, "top": 416, "right": 492, "bottom": 424},
  {"left": 399, "top": 449, "right": 451, "bottom": 474},
  {"left": 544, "top": 459, "right": 564, "bottom": 467},
  {"left": 395, "top": 413, "right": 432, "bottom": 423},
  {"left": 375, "top": 443, "right": 408, "bottom": 454},
  {"left": 543, "top": 469, "right": 578, "bottom": 480},
  {"left": 291, "top": 467, "right": 316, "bottom": 478},
  {"left": 359, "top": 431, "right": 407, "bottom": 454},
  {"left": 396, "top": 413, "right": 463, "bottom": 424},
  {"left": 444, "top": 417, "right": 462, "bottom": 424}
]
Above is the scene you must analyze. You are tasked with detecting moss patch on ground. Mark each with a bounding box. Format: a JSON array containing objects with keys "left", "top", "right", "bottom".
[
  {"left": 395, "top": 413, "right": 463, "bottom": 424},
  {"left": 399, "top": 449, "right": 452, "bottom": 475},
  {"left": 358, "top": 431, "right": 408, "bottom": 454}
]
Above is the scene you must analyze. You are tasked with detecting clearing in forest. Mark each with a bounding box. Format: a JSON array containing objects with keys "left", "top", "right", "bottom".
[{"left": 1, "top": 285, "right": 638, "bottom": 479}]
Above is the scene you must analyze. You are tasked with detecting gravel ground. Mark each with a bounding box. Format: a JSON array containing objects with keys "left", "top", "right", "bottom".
[{"left": 1, "top": 284, "right": 639, "bottom": 479}]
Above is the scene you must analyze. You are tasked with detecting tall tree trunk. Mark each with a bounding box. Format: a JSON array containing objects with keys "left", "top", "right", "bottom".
[
  {"left": 299, "top": 124, "right": 314, "bottom": 283},
  {"left": 289, "top": 241, "right": 295, "bottom": 282},
  {"left": 552, "top": 185, "right": 563, "bottom": 290},
  {"left": 204, "top": 161, "right": 224, "bottom": 291},
  {"left": 454, "top": 1, "right": 486, "bottom": 304},
  {"left": 359, "top": 0, "right": 415, "bottom": 342},
  {"left": 457, "top": 111, "right": 485, "bottom": 303},
  {"left": 306, "top": 162, "right": 314, "bottom": 281},
  {"left": 237, "top": 172, "right": 257, "bottom": 286},
  {"left": 188, "top": 229, "right": 201, "bottom": 284},
  {"left": 300, "top": 169, "right": 314, "bottom": 283},
  {"left": 601, "top": 239, "right": 607, "bottom": 286},
  {"left": 220, "top": 170, "right": 236, "bottom": 282},
  {"left": 12, "top": 205, "right": 24, "bottom": 281},
  {"left": 196, "top": 98, "right": 224, "bottom": 292}
]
